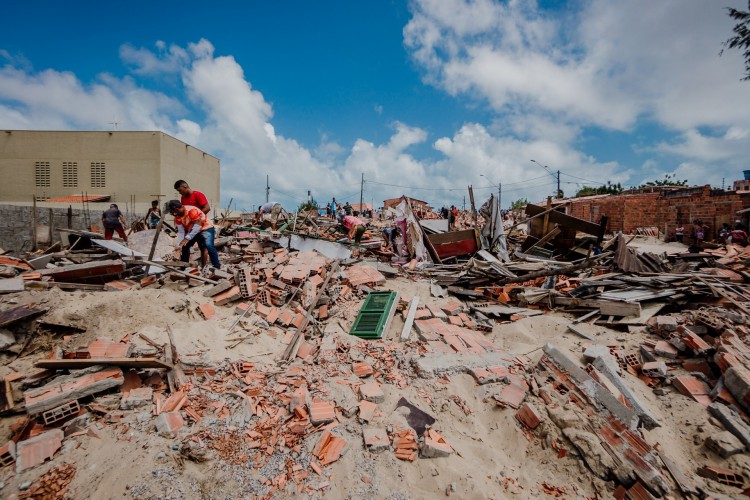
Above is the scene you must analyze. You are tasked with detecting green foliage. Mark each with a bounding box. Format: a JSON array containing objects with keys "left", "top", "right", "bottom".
[
  {"left": 721, "top": 2, "right": 750, "bottom": 81},
  {"left": 297, "top": 198, "right": 319, "bottom": 212},
  {"left": 510, "top": 198, "right": 529, "bottom": 210},
  {"left": 575, "top": 182, "right": 624, "bottom": 198},
  {"left": 640, "top": 173, "right": 688, "bottom": 188}
]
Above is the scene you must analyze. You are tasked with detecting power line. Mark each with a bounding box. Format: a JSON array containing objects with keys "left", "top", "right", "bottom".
[{"left": 559, "top": 172, "right": 608, "bottom": 185}]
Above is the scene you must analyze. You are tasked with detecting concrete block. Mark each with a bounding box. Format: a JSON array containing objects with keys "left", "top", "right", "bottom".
[
  {"left": 154, "top": 412, "right": 184, "bottom": 437},
  {"left": 708, "top": 403, "right": 750, "bottom": 450},
  {"left": 362, "top": 428, "right": 389, "bottom": 453},
  {"left": 723, "top": 366, "right": 750, "bottom": 411},
  {"left": 705, "top": 431, "right": 744, "bottom": 458},
  {"left": 641, "top": 361, "right": 668, "bottom": 378},
  {"left": 120, "top": 387, "right": 153, "bottom": 410},
  {"left": 654, "top": 341, "right": 679, "bottom": 359}
]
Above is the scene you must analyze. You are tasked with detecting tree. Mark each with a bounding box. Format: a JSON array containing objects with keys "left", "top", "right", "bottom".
[
  {"left": 721, "top": 1, "right": 750, "bottom": 80},
  {"left": 297, "top": 198, "right": 319, "bottom": 212},
  {"left": 574, "top": 182, "right": 624, "bottom": 197},
  {"left": 640, "top": 173, "right": 688, "bottom": 188},
  {"left": 510, "top": 198, "right": 529, "bottom": 210}
]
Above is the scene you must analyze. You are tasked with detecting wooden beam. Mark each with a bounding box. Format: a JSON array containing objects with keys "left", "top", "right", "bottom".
[
  {"left": 542, "top": 196, "right": 552, "bottom": 235},
  {"left": 526, "top": 203, "right": 606, "bottom": 239},
  {"left": 126, "top": 260, "right": 218, "bottom": 285},
  {"left": 35, "top": 357, "right": 173, "bottom": 370},
  {"left": 147, "top": 219, "right": 164, "bottom": 262},
  {"left": 401, "top": 296, "right": 420, "bottom": 342},
  {"left": 552, "top": 296, "right": 641, "bottom": 317}
]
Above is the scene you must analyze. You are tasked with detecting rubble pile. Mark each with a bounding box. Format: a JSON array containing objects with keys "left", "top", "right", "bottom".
[{"left": 1, "top": 198, "right": 750, "bottom": 497}]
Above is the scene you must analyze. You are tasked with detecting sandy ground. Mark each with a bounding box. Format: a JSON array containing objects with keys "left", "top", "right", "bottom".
[{"left": 0, "top": 257, "right": 748, "bottom": 498}]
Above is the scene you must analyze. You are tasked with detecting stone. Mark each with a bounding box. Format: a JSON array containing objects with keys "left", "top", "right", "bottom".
[
  {"left": 705, "top": 431, "right": 745, "bottom": 458},
  {"left": 422, "top": 430, "right": 452, "bottom": 458},
  {"left": 0, "top": 329, "right": 15, "bottom": 351}
]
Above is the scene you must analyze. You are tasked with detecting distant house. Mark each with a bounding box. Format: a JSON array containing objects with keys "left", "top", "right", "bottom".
[
  {"left": 350, "top": 203, "right": 373, "bottom": 214},
  {"left": 383, "top": 197, "right": 431, "bottom": 217}
]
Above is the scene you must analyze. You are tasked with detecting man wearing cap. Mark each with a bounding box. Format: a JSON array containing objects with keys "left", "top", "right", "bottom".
[
  {"left": 175, "top": 180, "right": 211, "bottom": 266},
  {"left": 165, "top": 200, "right": 221, "bottom": 269},
  {"left": 102, "top": 203, "right": 128, "bottom": 243}
]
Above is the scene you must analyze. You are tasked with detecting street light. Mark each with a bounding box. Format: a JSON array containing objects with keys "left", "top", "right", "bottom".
[
  {"left": 530, "top": 159, "right": 562, "bottom": 199},
  {"left": 480, "top": 174, "right": 501, "bottom": 210}
]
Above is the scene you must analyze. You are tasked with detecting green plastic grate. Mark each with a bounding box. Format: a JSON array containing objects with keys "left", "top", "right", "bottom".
[{"left": 350, "top": 292, "right": 398, "bottom": 339}]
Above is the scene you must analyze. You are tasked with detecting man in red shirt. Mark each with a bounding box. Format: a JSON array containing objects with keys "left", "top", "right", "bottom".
[
  {"left": 174, "top": 180, "right": 211, "bottom": 267},
  {"left": 165, "top": 200, "right": 221, "bottom": 269}
]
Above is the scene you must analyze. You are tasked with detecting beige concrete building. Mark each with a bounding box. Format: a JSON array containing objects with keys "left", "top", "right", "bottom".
[{"left": 0, "top": 130, "right": 220, "bottom": 216}]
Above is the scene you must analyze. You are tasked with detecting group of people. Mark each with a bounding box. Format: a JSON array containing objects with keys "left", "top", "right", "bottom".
[
  {"left": 673, "top": 219, "right": 749, "bottom": 248},
  {"left": 101, "top": 180, "right": 221, "bottom": 270},
  {"left": 439, "top": 205, "right": 460, "bottom": 230}
]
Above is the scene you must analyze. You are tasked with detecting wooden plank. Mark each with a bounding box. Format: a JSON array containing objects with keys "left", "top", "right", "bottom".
[
  {"left": 166, "top": 325, "right": 189, "bottom": 388},
  {"left": 127, "top": 260, "right": 218, "bottom": 285},
  {"left": 552, "top": 296, "right": 641, "bottom": 317},
  {"left": 381, "top": 292, "right": 399, "bottom": 339},
  {"left": 401, "top": 296, "right": 420, "bottom": 342},
  {"left": 658, "top": 451, "right": 699, "bottom": 496},
  {"left": 0, "top": 304, "right": 48, "bottom": 328},
  {"left": 526, "top": 203, "right": 605, "bottom": 239},
  {"left": 567, "top": 323, "right": 594, "bottom": 340},
  {"left": 35, "top": 357, "right": 173, "bottom": 370},
  {"left": 147, "top": 219, "right": 164, "bottom": 262}
]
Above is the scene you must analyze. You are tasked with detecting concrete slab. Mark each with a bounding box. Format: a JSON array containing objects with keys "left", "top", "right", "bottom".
[{"left": 412, "top": 351, "right": 514, "bottom": 378}]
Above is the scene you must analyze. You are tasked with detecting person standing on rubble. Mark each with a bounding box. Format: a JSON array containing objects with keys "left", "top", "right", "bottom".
[
  {"left": 166, "top": 200, "right": 221, "bottom": 269},
  {"left": 449, "top": 205, "right": 457, "bottom": 231},
  {"left": 730, "top": 223, "right": 748, "bottom": 246},
  {"left": 102, "top": 204, "right": 128, "bottom": 243},
  {"left": 329, "top": 198, "right": 337, "bottom": 219},
  {"left": 342, "top": 214, "right": 366, "bottom": 244},
  {"left": 146, "top": 200, "right": 162, "bottom": 229},
  {"left": 175, "top": 180, "right": 211, "bottom": 268},
  {"left": 257, "top": 202, "right": 283, "bottom": 230}
]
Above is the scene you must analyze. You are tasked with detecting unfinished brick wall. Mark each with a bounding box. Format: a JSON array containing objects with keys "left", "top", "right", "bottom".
[{"left": 566, "top": 186, "right": 750, "bottom": 241}]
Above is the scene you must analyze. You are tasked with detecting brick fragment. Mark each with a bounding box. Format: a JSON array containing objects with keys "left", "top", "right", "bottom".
[
  {"left": 309, "top": 399, "right": 336, "bottom": 425},
  {"left": 705, "top": 431, "right": 745, "bottom": 458},
  {"left": 654, "top": 341, "right": 679, "bottom": 359},
  {"left": 197, "top": 302, "right": 216, "bottom": 320},
  {"left": 352, "top": 362, "right": 374, "bottom": 378},
  {"left": 515, "top": 403, "right": 544, "bottom": 429},
  {"left": 289, "top": 386, "right": 309, "bottom": 411},
  {"left": 16, "top": 429, "right": 63, "bottom": 473},
  {"left": 421, "top": 429, "right": 452, "bottom": 458},
  {"left": 359, "top": 382, "right": 385, "bottom": 403},
  {"left": 212, "top": 285, "right": 242, "bottom": 306},
  {"left": 641, "top": 361, "right": 668, "bottom": 378}
]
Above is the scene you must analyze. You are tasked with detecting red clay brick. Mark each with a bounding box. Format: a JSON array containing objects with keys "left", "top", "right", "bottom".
[
  {"left": 197, "top": 302, "right": 216, "bottom": 320},
  {"left": 515, "top": 403, "right": 543, "bottom": 429},
  {"left": 308, "top": 399, "right": 336, "bottom": 425},
  {"left": 352, "top": 362, "right": 374, "bottom": 378},
  {"left": 16, "top": 429, "right": 63, "bottom": 472}
]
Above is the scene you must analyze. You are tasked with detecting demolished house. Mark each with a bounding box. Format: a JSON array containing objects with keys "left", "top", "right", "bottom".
[{"left": 0, "top": 190, "right": 749, "bottom": 498}]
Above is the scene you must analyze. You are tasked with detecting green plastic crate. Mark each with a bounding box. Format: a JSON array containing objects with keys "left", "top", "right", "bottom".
[{"left": 350, "top": 292, "right": 398, "bottom": 339}]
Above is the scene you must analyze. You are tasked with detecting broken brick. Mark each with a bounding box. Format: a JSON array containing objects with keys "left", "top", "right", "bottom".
[
  {"left": 154, "top": 412, "right": 184, "bottom": 437},
  {"left": 16, "top": 429, "right": 63, "bottom": 472},
  {"left": 309, "top": 399, "right": 336, "bottom": 425},
  {"left": 422, "top": 429, "right": 452, "bottom": 458},
  {"left": 516, "top": 403, "right": 544, "bottom": 430},
  {"left": 352, "top": 362, "right": 374, "bottom": 378},
  {"left": 197, "top": 302, "right": 216, "bottom": 320},
  {"left": 362, "top": 428, "right": 389, "bottom": 452},
  {"left": 359, "top": 382, "right": 385, "bottom": 403}
]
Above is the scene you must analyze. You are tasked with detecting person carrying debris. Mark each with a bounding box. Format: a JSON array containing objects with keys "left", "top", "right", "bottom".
[
  {"left": 166, "top": 200, "right": 221, "bottom": 269},
  {"left": 146, "top": 200, "right": 162, "bottom": 229},
  {"left": 381, "top": 226, "right": 401, "bottom": 252},
  {"left": 730, "top": 224, "right": 748, "bottom": 246},
  {"left": 175, "top": 180, "right": 211, "bottom": 268},
  {"left": 257, "top": 202, "right": 283, "bottom": 230},
  {"left": 342, "top": 214, "right": 366, "bottom": 244},
  {"left": 102, "top": 203, "right": 128, "bottom": 243}
]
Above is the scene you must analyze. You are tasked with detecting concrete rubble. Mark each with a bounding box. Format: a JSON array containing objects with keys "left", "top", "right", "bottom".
[{"left": 0, "top": 198, "right": 749, "bottom": 498}]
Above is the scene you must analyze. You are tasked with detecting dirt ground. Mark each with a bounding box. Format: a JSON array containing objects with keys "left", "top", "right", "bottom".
[{"left": 0, "top": 236, "right": 749, "bottom": 499}]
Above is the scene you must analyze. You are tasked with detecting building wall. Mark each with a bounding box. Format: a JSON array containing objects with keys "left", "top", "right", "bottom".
[
  {"left": 0, "top": 130, "right": 220, "bottom": 215},
  {"left": 159, "top": 133, "right": 220, "bottom": 209},
  {"left": 566, "top": 186, "right": 750, "bottom": 240},
  {"left": 0, "top": 204, "right": 90, "bottom": 253}
]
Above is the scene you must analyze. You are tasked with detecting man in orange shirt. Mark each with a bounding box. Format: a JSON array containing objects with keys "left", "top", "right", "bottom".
[
  {"left": 165, "top": 200, "right": 221, "bottom": 269},
  {"left": 175, "top": 180, "right": 211, "bottom": 267}
]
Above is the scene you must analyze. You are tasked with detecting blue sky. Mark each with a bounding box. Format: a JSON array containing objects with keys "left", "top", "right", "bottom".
[{"left": 2, "top": 0, "right": 749, "bottom": 211}]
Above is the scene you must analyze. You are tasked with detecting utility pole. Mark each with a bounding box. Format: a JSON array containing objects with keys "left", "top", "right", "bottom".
[
  {"left": 359, "top": 173, "right": 364, "bottom": 214},
  {"left": 265, "top": 175, "right": 269, "bottom": 203},
  {"left": 463, "top": 196, "right": 466, "bottom": 212},
  {"left": 498, "top": 183, "right": 502, "bottom": 210},
  {"left": 557, "top": 170, "right": 561, "bottom": 199}
]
